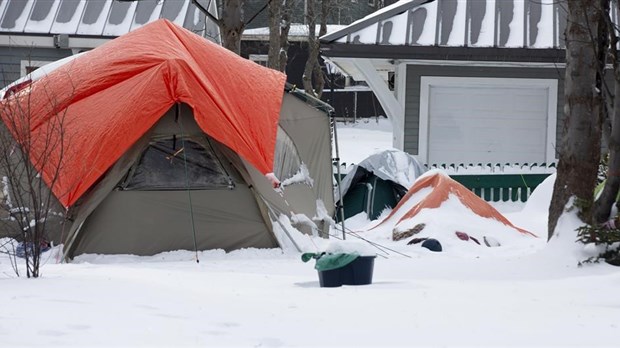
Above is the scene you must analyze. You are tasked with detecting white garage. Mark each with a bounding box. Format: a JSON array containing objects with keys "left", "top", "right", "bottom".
[
  {"left": 321, "top": 0, "right": 568, "bottom": 169},
  {"left": 418, "top": 77, "right": 558, "bottom": 166}
]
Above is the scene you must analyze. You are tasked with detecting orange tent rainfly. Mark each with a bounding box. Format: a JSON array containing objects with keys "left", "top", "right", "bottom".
[{"left": 0, "top": 19, "right": 286, "bottom": 208}]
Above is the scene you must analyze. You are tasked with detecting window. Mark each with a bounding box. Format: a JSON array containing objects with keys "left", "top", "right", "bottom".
[
  {"left": 121, "top": 138, "right": 232, "bottom": 190},
  {"left": 20, "top": 60, "right": 52, "bottom": 77},
  {"left": 249, "top": 54, "right": 268, "bottom": 67}
]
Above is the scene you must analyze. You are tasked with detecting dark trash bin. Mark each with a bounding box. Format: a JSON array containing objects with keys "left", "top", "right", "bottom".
[{"left": 318, "top": 255, "right": 376, "bottom": 288}]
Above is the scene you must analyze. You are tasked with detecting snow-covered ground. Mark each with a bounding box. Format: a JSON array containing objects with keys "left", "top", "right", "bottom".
[{"left": 1, "top": 118, "right": 619, "bottom": 348}]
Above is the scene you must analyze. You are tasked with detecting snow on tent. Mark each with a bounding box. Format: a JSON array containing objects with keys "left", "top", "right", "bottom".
[
  {"left": 0, "top": 19, "right": 334, "bottom": 259},
  {"left": 336, "top": 149, "right": 425, "bottom": 221},
  {"left": 369, "top": 171, "right": 536, "bottom": 250}
]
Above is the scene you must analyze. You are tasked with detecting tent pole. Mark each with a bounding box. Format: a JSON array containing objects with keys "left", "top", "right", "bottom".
[
  {"left": 330, "top": 108, "right": 346, "bottom": 240},
  {"left": 329, "top": 68, "right": 346, "bottom": 240}
]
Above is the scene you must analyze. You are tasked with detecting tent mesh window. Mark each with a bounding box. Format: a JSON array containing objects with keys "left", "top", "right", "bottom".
[
  {"left": 274, "top": 126, "right": 302, "bottom": 181},
  {"left": 122, "top": 137, "right": 231, "bottom": 190}
]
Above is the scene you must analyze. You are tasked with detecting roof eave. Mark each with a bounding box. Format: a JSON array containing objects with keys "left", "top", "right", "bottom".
[{"left": 321, "top": 43, "right": 566, "bottom": 63}]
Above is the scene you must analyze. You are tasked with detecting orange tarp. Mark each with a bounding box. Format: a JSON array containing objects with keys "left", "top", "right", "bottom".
[
  {"left": 0, "top": 19, "right": 286, "bottom": 208},
  {"left": 373, "top": 173, "right": 536, "bottom": 237}
]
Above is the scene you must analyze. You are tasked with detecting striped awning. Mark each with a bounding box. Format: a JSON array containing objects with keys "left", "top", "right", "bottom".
[{"left": 0, "top": 0, "right": 215, "bottom": 37}]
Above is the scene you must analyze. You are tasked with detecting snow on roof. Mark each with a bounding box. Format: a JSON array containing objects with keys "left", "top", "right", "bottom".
[
  {"left": 243, "top": 24, "right": 347, "bottom": 39},
  {"left": 0, "top": 0, "right": 213, "bottom": 37},
  {"left": 320, "top": 0, "right": 610, "bottom": 49}
]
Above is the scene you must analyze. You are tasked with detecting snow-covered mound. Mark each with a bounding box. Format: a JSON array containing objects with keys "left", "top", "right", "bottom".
[{"left": 357, "top": 170, "right": 536, "bottom": 254}]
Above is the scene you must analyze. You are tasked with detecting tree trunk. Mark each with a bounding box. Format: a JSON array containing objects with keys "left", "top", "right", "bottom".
[
  {"left": 594, "top": 1, "right": 620, "bottom": 224},
  {"left": 278, "top": 0, "right": 292, "bottom": 73},
  {"left": 302, "top": 0, "right": 318, "bottom": 97},
  {"left": 220, "top": 0, "right": 245, "bottom": 54},
  {"left": 267, "top": 0, "right": 281, "bottom": 69},
  {"left": 319, "top": 0, "right": 328, "bottom": 37},
  {"left": 596, "top": 75, "right": 620, "bottom": 223},
  {"left": 311, "top": 0, "right": 329, "bottom": 99},
  {"left": 548, "top": 0, "right": 605, "bottom": 239}
]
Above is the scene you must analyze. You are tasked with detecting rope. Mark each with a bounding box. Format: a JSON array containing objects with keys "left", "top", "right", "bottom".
[
  {"left": 255, "top": 177, "right": 406, "bottom": 259},
  {"left": 272, "top": 185, "right": 306, "bottom": 252},
  {"left": 266, "top": 172, "right": 406, "bottom": 258},
  {"left": 176, "top": 105, "right": 200, "bottom": 263},
  {"left": 265, "top": 203, "right": 302, "bottom": 253},
  {"left": 333, "top": 224, "right": 412, "bottom": 258},
  {"left": 326, "top": 230, "right": 388, "bottom": 259}
]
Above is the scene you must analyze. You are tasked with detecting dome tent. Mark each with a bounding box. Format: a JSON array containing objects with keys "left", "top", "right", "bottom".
[
  {"left": 0, "top": 19, "right": 334, "bottom": 259},
  {"left": 336, "top": 149, "right": 425, "bottom": 221}
]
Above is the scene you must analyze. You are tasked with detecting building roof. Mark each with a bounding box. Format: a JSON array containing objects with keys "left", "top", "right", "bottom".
[
  {"left": 0, "top": 0, "right": 214, "bottom": 37},
  {"left": 321, "top": 0, "right": 574, "bottom": 48}
]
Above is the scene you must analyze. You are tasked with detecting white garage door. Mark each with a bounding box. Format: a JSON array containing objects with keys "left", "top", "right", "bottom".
[{"left": 420, "top": 77, "right": 557, "bottom": 166}]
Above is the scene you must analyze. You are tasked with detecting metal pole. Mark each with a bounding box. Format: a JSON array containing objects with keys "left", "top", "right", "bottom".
[
  {"left": 354, "top": 90, "right": 357, "bottom": 123},
  {"left": 330, "top": 69, "right": 346, "bottom": 239}
]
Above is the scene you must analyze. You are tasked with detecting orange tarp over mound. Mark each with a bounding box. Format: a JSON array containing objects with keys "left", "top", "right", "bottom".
[
  {"left": 0, "top": 19, "right": 286, "bottom": 208},
  {"left": 373, "top": 172, "right": 536, "bottom": 237}
]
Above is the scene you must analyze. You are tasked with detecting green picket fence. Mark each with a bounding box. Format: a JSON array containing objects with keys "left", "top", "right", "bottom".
[
  {"left": 334, "top": 163, "right": 555, "bottom": 216},
  {"left": 450, "top": 174, "right": 551, "bottom": 202}
]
